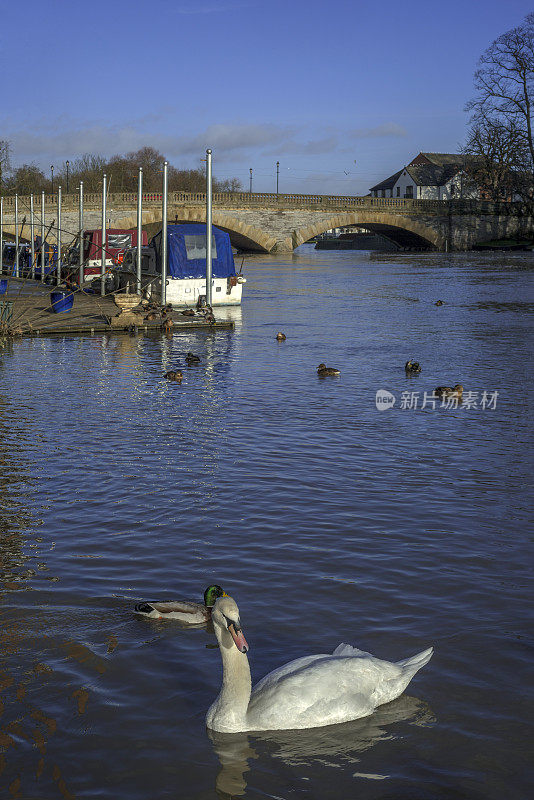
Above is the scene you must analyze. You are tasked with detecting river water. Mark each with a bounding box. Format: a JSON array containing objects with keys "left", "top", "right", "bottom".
[{"left": 0, "top": 246, "right": 532, "bottom": 799}]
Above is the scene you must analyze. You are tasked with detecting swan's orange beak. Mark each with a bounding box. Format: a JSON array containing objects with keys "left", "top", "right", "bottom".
[{"left": 228, "top": 623, "right": 249, "bottom": 653}]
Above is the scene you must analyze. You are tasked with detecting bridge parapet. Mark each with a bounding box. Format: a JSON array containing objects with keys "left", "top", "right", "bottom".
[{"left": 0, "top": 192, "right": 524, "bottom": 216}]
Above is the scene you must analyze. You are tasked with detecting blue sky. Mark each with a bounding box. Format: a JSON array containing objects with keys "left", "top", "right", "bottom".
[{"left": 1, "top": 0, "right": 532, "bottom": 194}]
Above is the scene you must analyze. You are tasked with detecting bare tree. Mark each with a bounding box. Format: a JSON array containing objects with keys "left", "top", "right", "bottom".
[
  {"left": 0, "top": 144, "right": 241, "bottom": 196},
  {"left": 0, "top": 140, "right": 11, "bottom": 191},
  {"left": 465, "top": 13, "right": 534, "bottom": 202},
  {"left": 6, "top": 164, "right": 48, "bottom": 195},
  {"left": 463, "top": 117, "right": 530, "bottom": 200}
]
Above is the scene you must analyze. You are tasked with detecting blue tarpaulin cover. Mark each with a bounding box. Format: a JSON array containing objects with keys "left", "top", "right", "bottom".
[{"left": 151, "top": 224, "right": 236, "bottom": 279}]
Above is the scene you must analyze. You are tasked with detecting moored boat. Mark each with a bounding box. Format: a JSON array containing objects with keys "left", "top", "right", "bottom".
[{"left": 118, "top": 224, "right": 245, "bottom": 307}]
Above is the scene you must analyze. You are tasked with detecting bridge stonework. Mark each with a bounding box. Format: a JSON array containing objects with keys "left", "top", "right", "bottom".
[{"left": 1, "top": 192, "right": 531, "bottom": 252}]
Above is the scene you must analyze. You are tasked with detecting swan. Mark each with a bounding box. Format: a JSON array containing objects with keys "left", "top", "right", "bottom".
[
  {"left": 135, "top": 585, "right": 226, "bottom": 624},
  {"left": 206, "top": 596, "right": 433, "bottom": 733}
]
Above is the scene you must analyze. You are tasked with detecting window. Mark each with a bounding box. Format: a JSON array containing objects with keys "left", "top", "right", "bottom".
[
  {"left": 184, "top": 234, "right": 218, "bottom": 261},
  {"left": 405, "top": 185, "right": 413, "bottom": 198},
  {"left": 396, "top": 187, "right": 400, "bottom": 197},
  {"left": 108, "top": 233, "right": 132, "bottom": 249}
]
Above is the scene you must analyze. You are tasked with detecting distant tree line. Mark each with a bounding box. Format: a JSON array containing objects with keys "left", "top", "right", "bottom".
[
  {"left": 0, "top": 145, "right": 242, "bottom": 195},
  {"left": 463, "top": 12, "right": 534, "bottom": 206}
]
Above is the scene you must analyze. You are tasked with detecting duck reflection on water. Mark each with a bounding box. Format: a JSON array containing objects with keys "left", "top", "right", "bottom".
[{"left": 209, "top": 694, "right": 435, "bottom": 797}]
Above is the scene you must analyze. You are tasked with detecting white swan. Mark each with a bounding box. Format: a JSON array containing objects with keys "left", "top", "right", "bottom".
[{"left": 206, "top": 596, "right": 433, "bottom": 733}]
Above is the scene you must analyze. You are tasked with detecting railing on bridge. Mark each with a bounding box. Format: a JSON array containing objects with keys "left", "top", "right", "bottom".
[{"left": 0, "top": 192, "right": 521, "bottom": 215}]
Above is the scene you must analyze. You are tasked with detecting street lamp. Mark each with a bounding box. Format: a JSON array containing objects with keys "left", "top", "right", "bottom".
[
  {"left": 276, "top": 161, "right": 280, "bottom": 196},
  {"left": 249, "top": 168, "right": 253, "bottom": 194},
  {"left": 50, "top": 165, "right": 54, "bottom": 193},
  {"left": 66, "top": 160, "right": 69, "bottom": 193}
]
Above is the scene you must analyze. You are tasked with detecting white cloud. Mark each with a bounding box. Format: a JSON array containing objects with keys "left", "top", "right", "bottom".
[{"left": 5, "top": 119, "right": 408, "bottom": 169}]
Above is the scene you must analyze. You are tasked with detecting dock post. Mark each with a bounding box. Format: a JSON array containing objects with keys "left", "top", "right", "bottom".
[
  {"left": 78, "top": 181, "right": 84, "bottom": 288},
  {"left": 161, "top": 161, "right": 168, "bottom": 306},
  {"left": 30, "top": 194, "right": 35, "bottom": 279},
  {"left": 206, "top": 148, "right": 212, "bottom": 306},
  {"left": 0, "top": 197, "right": 3, "bottom": 276},
  {"left": 137, "top": 168, "right": 143, "bottom": 295},
  {"left": 15, "top": 195, "right": 19, "bottom": 278},
  {"left": 57, "top": 186, "right": 62, "bottom": 285},
  {"left": 40, "top": 192, "right": 45, "bottom": 283},
  {"left": 101, "top": 173, "right": 107, "bottom": 296}
]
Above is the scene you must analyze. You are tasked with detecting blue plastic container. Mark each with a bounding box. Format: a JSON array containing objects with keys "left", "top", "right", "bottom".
[
  {"left": 0, "top": 279, "right": 7, "bottom": 295},
  {"left": 50, "top": 290, "right": 74, "bottom": 313}
]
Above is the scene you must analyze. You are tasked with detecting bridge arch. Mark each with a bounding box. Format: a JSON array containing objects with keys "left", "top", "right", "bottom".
[
  {"left": 114, "top": 207, "right": 275, "bottom": 253},
  {"left": 292, "top": 212, "right": 443, "bottom": 251}
]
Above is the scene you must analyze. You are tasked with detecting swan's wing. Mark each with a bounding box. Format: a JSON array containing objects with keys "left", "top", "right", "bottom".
[
  {"left": 248, "top": 650, "right": 404, "bottom": 731},
  {"left": 252, "top": 654, "right": 331, "bottom": 695},
  {"left": 332, "top": 643, "right": 374, "bottom": 658}
]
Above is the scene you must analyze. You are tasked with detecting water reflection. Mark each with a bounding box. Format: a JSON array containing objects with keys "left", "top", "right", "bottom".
[{"left": 209, "top": 695, "right": 435, "bottom": 797}]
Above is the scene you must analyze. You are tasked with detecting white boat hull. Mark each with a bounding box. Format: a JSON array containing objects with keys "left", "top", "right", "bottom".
[{"left": 165, "top": 276, "right": 245, "bottom": 307}]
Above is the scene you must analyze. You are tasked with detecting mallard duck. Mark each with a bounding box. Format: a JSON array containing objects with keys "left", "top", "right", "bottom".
[
  {"left": 164, "top": 370, "right": 183, "bottom": 382},
  {"left": 205, "top": 596, "right": 433, "bottom": 733},
  {"left": 405, "top": 360, "right": 422, "bottom": 374},
  {"left": 162, "top": 318, "right": 174, "bottom": 330},
  {"left": 135, "top": 585, "right": 227, "bottom": 624},
  {"left": 275, "top": 332, "right": 286, "bottom": 341},
  {"left": 182, "top": 309, "right": 195, "bottom": 317},
  {"left": 434, "top": 384, "right": 463, "bottom": 399},
  {"left": 435, "top": 300, "right": 444, "bottom": 306},
  {"left": 185, "top": 352, "right": 201, "bottom": 363},
  {"left": 317, "top": 363, "right": 340, "bottom": 377}
]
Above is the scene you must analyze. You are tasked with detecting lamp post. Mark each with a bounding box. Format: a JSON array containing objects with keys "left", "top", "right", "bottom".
[
  {"left": 249, "top": 168, "right": 253, "bottom": 194},
  {"left": 66, "top": 160, "right": 69, "bottom": 194},
  {"left": 50, "top": 166, "right": 54, "bottom": 194},
  {"left": 276, "top": 161, "right": 279, "bottom": 196}
]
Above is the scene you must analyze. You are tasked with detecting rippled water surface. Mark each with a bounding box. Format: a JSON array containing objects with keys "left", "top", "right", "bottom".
[{"left": 0, "top": 248, "right": 532, "bottom": 799}]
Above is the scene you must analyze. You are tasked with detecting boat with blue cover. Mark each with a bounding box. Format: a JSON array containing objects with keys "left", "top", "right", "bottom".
[{"left": 118, "top": 224, "right": 246, "bottom": 307}]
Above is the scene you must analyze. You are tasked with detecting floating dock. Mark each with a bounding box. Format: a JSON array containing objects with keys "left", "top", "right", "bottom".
[{"left": 0, "top": 281, "right": 234, "bottom": 337}]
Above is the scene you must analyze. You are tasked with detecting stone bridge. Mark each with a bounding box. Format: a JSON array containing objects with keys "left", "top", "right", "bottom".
[{"left": 1, "top": 191, "right": 531, "bottom": 252}]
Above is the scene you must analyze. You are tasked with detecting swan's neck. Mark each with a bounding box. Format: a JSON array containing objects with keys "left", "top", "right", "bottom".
[{"left": 210, "top": 625, "right": 251, "bottom": 731}]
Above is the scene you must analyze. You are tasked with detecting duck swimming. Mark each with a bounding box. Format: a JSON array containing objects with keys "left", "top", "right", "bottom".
[
  {"left": 317, "top": 363, "right": 340, "bottom": 377},
  {"left": 405, "top": 360, "right": 422, "bottom": 374},
  {"left": 435, "top": 300, "right": 444, "bottom": 306},
  {"left": 185, "top": 352, "right": 201, "bottom": 363},
  {"left": 135, "top": 585, "right": 226, "bottom": 624},
  {"left": 164, "top": 370, "right": 183, "bottom": 382},
  {"left": 434, "top": 384, "right": 463, "bottom": 400},
  {"left": 275, "top": 332, "right": 286, "bottom": 341},
  {"left": 206, "top": 596, "right": 433, "bottom": 733}
]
